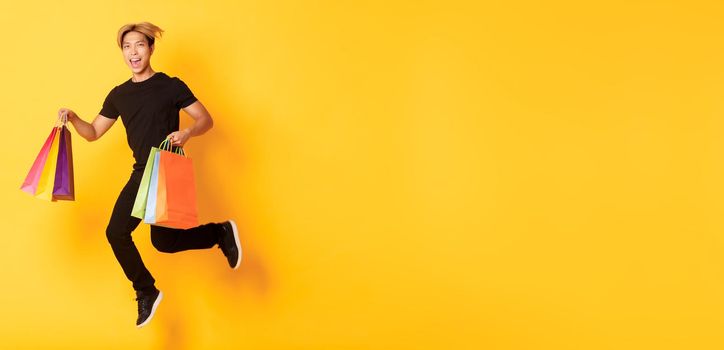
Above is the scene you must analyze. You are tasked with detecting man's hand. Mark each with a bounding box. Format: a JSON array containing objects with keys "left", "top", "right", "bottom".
[
  {"left": 168, "top": 129, "right": 191, "bottom": 147},
  {"left": 57, "top": 108, "right": 116, "bottom": 142},
  {"left": 57, "top": 108, "right": 77, "bottom": 122}
]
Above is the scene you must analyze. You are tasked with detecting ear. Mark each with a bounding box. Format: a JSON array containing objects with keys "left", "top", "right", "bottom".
[{"left": 150, "top": 44, "right": 155, "bottom": 55}]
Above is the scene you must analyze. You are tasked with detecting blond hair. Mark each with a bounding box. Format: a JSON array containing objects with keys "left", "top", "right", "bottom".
[{"left": 117, "top": 22, "right": 164, "bottom": 48}]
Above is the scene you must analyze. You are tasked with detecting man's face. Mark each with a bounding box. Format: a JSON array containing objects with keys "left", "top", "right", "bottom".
[{"left": 122, "top": 31, "right": 154, "bottom": 74}]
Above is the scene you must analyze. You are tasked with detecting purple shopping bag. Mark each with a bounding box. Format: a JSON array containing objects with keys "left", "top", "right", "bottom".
[{"left": 52, "top": 125, "right": 75, "bottom": 201}]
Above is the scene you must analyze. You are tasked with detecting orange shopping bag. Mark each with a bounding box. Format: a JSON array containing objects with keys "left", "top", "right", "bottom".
[{"left": 154, "top": 143, "right": 198, "bottom": 229}]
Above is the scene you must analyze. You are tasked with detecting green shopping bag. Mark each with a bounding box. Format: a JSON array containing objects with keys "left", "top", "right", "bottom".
[
  {"left": 131, "top": 147, "right": 159, "bottom": 219},
  {"left": 143, "top": 151, "right": 161, "bottom": 224}
]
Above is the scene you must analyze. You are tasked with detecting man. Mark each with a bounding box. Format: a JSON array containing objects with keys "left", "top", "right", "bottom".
[{"left": 58, "top": 22, "right": 241, "bottom": 328}]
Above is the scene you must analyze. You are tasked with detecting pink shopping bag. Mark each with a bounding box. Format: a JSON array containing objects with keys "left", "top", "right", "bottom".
[{"left": 21, "top": 127, "right": 60, "bottom": 196}]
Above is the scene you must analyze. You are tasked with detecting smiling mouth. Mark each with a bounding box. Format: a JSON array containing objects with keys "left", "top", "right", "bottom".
[{"left": 130, "top": 58, "right": 142, "bottom": 67}]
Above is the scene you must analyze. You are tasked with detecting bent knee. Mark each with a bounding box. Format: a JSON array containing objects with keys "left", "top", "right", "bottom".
[
  {"left": 151, "top": 234, "right": 175, "bottom": 253},
  {"left": 105, "top": 226, "right": 132, "bottom": 244}
]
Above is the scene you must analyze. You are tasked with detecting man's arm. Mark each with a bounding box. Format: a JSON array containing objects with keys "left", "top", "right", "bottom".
[
  {"left": 168, "top": 100, "right": 214, "bottom": 146},
  {"left": 58, "top": 108, "right": 116, "bottom": 141}
]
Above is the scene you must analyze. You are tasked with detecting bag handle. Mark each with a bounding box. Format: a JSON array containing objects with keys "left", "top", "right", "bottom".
[
  {"left": 57, "top": 113, "right": 68, "bottom": 127},
  {"left": 159, "top": 138, "right": 186, "bottom": 157}
]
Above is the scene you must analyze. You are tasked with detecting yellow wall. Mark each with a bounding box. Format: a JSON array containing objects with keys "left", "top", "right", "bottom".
[{"left": 2, "top": 0, "right": 724, "bottom": 349}]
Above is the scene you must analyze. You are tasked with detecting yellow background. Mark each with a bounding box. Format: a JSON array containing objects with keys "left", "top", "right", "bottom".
[{"left": 1, "top": 0, "right": 724, "bottom": 349}]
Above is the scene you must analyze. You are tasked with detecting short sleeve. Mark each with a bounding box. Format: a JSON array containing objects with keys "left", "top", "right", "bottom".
[
  {"left": 174, "top": 78, "right": 197, "bottom": 109},
  {"left": 99, "top": 87, "right": 119, "bottom": 119}
]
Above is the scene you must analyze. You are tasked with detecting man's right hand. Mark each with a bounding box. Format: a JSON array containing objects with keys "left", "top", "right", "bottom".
[
  {"left": 56, "top": 110, "right": 117, "bottom": 142},
  {"left": 57, "top": 108, "right": 77, "bottom": 122}
]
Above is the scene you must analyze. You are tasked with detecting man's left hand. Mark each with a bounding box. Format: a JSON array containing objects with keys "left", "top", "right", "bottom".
[{"left": 168, "top": 129, "right": 191, "bottom": 147}]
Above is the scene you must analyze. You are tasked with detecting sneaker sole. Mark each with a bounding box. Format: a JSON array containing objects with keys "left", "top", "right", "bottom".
[
  {"left": 136, "top": 291, "right": 163, "bottom": 328},
  {"left": 228, "top": 220, "right": 242, "bottom": 270}
]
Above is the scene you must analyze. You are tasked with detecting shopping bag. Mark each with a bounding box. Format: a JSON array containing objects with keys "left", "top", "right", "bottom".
[
  {"left": 143, "top": 151, "right": 162, "bottom": 224},
  {"left": 35, "top": 127, "right": 62, "bottom": 201},
  {"left": 154, "top": 146, "right": 198, "bottom": 229},
  {"left": 131, "top": 147, "right": 159, "bottom": 219},
  {"left": 20, "top": 127, "right": 59, "bottom": 195},
  {"left": 52, "top": 125, "right": 75, "bottom": 201}
]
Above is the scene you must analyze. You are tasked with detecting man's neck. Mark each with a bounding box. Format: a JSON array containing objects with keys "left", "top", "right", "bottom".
[{"left": 132, "top": 69, "right": 156, "bottom": 83}]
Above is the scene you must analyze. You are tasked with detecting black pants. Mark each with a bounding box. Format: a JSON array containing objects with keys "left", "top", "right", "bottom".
[{"left": 106, "top": 171, "right": 222, "bottom": 293}]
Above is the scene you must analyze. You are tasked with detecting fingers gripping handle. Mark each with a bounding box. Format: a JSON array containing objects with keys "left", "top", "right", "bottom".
[
  {"left": 57, "top": 112, "right": 68, "bottom": 127},
  {"left": 159, "top": 138, "right": 186, "bottom": 157}
]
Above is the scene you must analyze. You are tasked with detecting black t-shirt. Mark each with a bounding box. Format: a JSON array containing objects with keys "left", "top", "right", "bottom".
[{"left": 99, "top": 72, "right": 197, "bottom": 171}]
